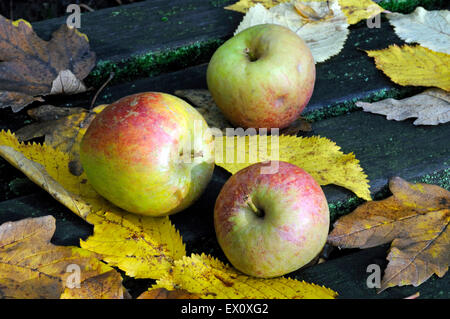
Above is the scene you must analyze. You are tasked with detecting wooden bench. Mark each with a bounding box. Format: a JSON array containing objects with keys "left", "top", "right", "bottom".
[{"left": 0, "top": 0, "right": 448, "bottom": 299}]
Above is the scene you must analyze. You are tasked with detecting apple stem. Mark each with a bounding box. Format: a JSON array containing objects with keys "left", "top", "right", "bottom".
[{"left": 247, "top": 198, "right": 264, "bottom": 218}]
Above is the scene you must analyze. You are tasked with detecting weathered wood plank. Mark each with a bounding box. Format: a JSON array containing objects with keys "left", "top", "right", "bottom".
[{"left": 32, "top": 0, "right": 240, "bottom": 66}]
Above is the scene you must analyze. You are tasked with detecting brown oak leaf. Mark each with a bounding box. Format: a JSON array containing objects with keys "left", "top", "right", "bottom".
[
  {"left": 0, "top": 16, "right": 95, "bottom": 112},
  {"left": 328, "top": 177, "right": 449, "bottom": 292}
]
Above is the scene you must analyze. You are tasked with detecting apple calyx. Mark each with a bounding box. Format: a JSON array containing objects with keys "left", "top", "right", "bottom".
[{"left": 244, "top": 47, "right": 258, "bottom": 62}]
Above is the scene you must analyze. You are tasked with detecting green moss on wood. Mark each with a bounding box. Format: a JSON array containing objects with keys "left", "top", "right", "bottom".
[
  {"left": 85, "top": 38, "right": 224, "bottom": 88},
  {"left": 379, "top": 0, "right": 446, "bottom": 13},
  {"left": 303, "top": 86, "right": 422, "bottom": 123}
]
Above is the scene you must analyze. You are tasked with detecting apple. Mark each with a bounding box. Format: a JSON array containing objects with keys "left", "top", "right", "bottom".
[
  {"left": 80, "top": 92, "right": 215, "bottom": 217},
  {"left": 214, "top": 161, "right": 329, "bottom": 278},
  {"left": 206, "top": 24, "right": 315, "bottom": 129}
]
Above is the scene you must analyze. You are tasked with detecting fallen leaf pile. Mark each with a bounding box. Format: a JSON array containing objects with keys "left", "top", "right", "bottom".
[
  {"left": 0, "top": 16, "right": 95, "bottom": 112},
  {"left": 0, "top": 215, "right": 127, "bottom": 299},
  {"left": 356, "top": 89, "right": 450, "bottom": 125},
  {"left": 0, "top": 130, "right": 186, "bottom": 280},
  {"left": 328, "top": 177, "right": 450, "bottom": 292},
  {"left": 0, "top": 129, "right": 342, "bottom": 298}
]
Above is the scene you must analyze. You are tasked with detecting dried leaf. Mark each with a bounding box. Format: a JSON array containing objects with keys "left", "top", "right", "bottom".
[
  {"left": 0, "top": 216, "right": 126, "bottom": 299},
  {"left": 234, "top": 1, "right": 350, "bottom": 63},
  {"left": 138, "top": 288, "right": 200, "bottom": 299},
  {"left": 338, "top": 0, "right": 384, "bottom": 24},
  {"left": 0, "top": 16, "right": 95, "bottom": 112},
  {"left": 356, "top": 89, "right": 450, "bottom": 125},
  {"left": 214, "top": 134, "right": 371, "bottom": 200},
  {"left": 328, "top": 177, "right": 450, "bottom": 292},
  {"left": 60, "top": 270, "right": 129, "bottom": 299},
  {"left": 153, "top": 254, "right": 338, "bottom": 299},
  {"left": 15, "top": 105, "right": 107, "bottom": 176},
  {"left": 226, "top": 0, "right": 383, "bottom": 24},
  {"left": 387, "top": 7, "right": 450, "bottom": 55},
  {"left": 0, "top": 130, "right": 186, "bottom": 279},
  {"left": 366, "top": 45, "right": 450, "bottom": 91}
]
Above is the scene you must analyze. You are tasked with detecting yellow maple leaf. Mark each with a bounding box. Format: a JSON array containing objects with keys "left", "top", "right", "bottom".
[
  {"left": 225, "top": 0, "right": 383, "bottom": 25},
  {"left": 152, "top": 254, "right": 338, "bottom": 299},
  {"left": 0, "top": 130, "right": 186, "bottom": 279},
  {"left": 366, "top": 45, "right": 450, "bottom": 91},
  {"left": 0, "top": 215, "right": 127, "bottom": 299},
  {"left": 214, "top": 134, "right": 371, "bottom": 201}
]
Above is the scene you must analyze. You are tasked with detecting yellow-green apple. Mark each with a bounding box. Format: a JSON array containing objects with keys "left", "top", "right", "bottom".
[
  {"left": 207, "top": 24, "right": 315, "bottom": 129},
  {"left": 214, "top": 161, "right": 329, "bottom": 278},
  {"left": 80, "top": 92, "right": 215, "bottom": 217}
]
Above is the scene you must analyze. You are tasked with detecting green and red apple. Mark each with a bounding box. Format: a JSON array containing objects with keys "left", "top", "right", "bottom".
[
  {"left": 207, "top": 24, "right": 315, "bottom": 129},
  {"left": 80, "top": 92, "right": 215, "bottom": 217},
  {"left": 214, "top": 161, "right": 329, "bottom": 278}
]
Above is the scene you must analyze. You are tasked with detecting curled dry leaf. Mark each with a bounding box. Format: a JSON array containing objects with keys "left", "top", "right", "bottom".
[
  {"left": 153, "top": 254, "right": 338, "bottom": 299},
  {"left": 225, "top": 0, "right": 384, "bottom": 24},
  {"left": 366, "top": 45, "right": 450, "bottom": 91},
  {"left": 356, "top": 88, "right": 450, "bottom": 125},
  {"left": 175, "top": 89, "right": 311, "bottom": 134},
  {"left": 387, "top": 7, "right": 450, "bottom": 55},
  {"left": 328, "top": 177, "right": 450, "bottom": 292},
  {"left": 215, "top": 134, "right": 371, "bottom": 200},
  {"left": 234, "top": 1, "right": 350, "bottom": 63},
  {"left": 0, "top": 130, "right": 186, "bottom": 279},
  {"left": 15, "top": 104, "right": 108, "bottom": 176},
  {"left": 0, "top": 16, "right": 95, "bottom": 112},
  {"left": 0, "top": 215, "right": 127, "bottom": 299}
]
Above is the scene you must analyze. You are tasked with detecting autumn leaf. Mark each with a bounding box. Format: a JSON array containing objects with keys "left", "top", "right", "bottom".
[
  {"left": 152, "top": 254, "right": 338, "bottom": 299},
  {"left": 214, "top": 134, "right": 371, "bottom": 200},
  {"left": 225, "top": 0, "right": 384, "bottom": 24},
  {"left": 366, "top": 45, "right": 450, "bottom": 91},
  {"left": 0, "top": 215, "right": 127, "bottom": 299},
  {"left": 175, "top": 89, "right": 311, "bottom": 134},
  {"left": 15, "top": 104, "right": 108, "bottom": 176},
  {"left": 328, "top": 177, "right": 450, "bottom": 292},
  {"left": 80, "top": 211, "right": 186, "bottom": 279},
  {"left": 234, "top": 1, "right": 350, "bottom": 63},
  {"left": 356, "top": 88, "right": 450, "bottom": 125},
  {"left": 338, "top": 0, "right": 384, "bottom": 24},
  {"left": 0, "top": 16, "right": 95, "bottom": 112},
  {"left": 138, "top": 288, "right": 200, "bottom": 299},
  {"left": 387, "top": 7, "right": 450, "bottom": 55},
  {"left": 0, "top": 130, "right": 186, "bottom": 279}
]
